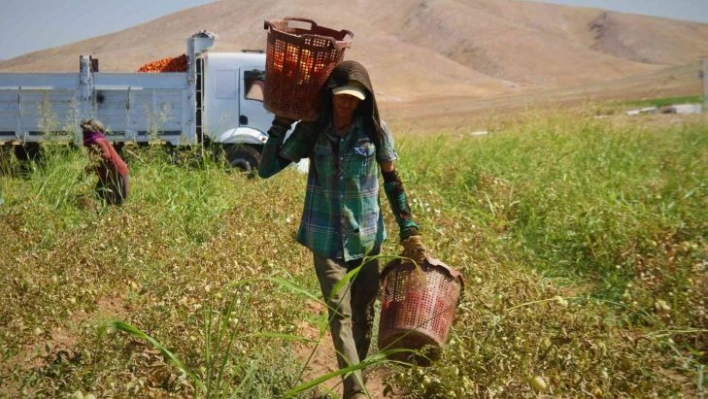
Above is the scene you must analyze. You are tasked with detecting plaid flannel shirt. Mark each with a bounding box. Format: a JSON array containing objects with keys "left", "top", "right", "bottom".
[{"left": 279, "top": 118, "right": 397, "bottom": 261}]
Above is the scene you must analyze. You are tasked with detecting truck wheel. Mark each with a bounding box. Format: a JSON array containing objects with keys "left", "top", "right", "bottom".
[{"left": 226, "top": 145, "right": 260, "bottom": 177}]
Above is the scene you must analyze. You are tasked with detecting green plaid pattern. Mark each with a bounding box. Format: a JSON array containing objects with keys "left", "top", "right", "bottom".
[{"left": 280, "top": 118, "right": 397, "bottom": 261}]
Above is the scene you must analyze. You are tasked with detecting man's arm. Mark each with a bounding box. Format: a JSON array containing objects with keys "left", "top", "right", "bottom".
[
  {"left": 381, "top": 161, "right": 428, "bottom": 262},
  {"left": 258, "top": 117, "right": 295, "bottom": 178},
  {"left": 381, "top": 161, "right": 419, "bottom": 240}
]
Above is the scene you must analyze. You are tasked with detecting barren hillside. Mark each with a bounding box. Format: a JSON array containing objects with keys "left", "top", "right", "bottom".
[{"left": 1, "top": 0, "right": 706, "bottom": 128}]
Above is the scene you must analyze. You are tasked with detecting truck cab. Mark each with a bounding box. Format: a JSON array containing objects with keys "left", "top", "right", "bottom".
[{"left": 197, "top": 50, "right": 272, "bottom": 172}]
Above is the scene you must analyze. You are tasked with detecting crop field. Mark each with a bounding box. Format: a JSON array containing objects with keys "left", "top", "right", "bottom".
[{"left": 0, "top": 111, "right": 706, "bottom": 398}]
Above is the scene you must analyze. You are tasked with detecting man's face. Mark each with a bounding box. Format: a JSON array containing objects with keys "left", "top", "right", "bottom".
[{"left": 333, "top": 94, "right": 362, "bottom": 119}]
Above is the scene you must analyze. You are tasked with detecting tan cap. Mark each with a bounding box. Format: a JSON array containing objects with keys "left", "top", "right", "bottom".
[{"left": 332, "top": 81, "right": 366, "bottom": 100}]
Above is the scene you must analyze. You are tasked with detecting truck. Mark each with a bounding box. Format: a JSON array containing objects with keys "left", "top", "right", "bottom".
[{"left": 0, "top": 30, "right": 283, "bottom": 173}]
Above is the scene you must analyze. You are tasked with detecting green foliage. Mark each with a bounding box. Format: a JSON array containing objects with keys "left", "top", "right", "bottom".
[
  {"left": 622, "top": 95, "right": 703, "bottom": 108},
  {"left": 1, "top": 112, "right": 706, "bottom": 398},
  {"left": 591, "top": 96, "right": 703, "bottom": 116}
]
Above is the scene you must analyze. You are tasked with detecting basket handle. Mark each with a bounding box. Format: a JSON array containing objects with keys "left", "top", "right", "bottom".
[
  {"left": 283, "top": 17, "right": 354, "bottom": 39},
  {"left": 264, "top": 18, "right": 354, "bottom": 50},
  {"left": 381, "top": 256, "right": 466, "bottom": 291},
  {"left": 282, "top": 17, "right": 355, "bottom": 40},
  {"left": 283, "top": 16, "right": 318, "bottom": 28},
  {"left": 338, "top": 29, "right": 354, "bottom": 40},
  {"left": 310, "top": 28, "right": 353, "bottom": 51},
  {"left": 264, "top": 17, "right": 318, "bottom": 31}
]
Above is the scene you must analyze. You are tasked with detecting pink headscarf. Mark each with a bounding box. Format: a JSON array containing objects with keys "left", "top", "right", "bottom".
[
  {"left": 83, "top": 130, "right": 105, "bottom": 146},
  {"left": 81, "top": 119, "right": 106, "bottom": 146}
]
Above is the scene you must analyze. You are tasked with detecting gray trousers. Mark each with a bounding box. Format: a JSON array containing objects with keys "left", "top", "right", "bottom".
[{"left": 313, "top": 253, "right": 380, "bottom": 399}]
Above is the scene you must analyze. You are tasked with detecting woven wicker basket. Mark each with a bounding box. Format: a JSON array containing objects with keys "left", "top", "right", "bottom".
[
  {"left": 377, "top": 256, "right": 464, "bottom": 366},
  {"left": 263, "top": 17, "right": 353, "bottom": 121}
]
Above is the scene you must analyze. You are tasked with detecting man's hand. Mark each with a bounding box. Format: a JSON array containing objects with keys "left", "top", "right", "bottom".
[
  {"left": 269, "top": 116, "right": 296, "bottom": 139},
  {"left": 401, "top": 235, "right": 428, "bottom": 265},
  {"left": 274, "top": 116, "right": 295, "bottom": 127}
]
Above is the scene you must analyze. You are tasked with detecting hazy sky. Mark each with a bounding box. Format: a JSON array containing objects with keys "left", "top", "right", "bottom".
[
  {"left": 1, "top": 0, "right": 707, "bottom": 61},
  {"left": 0, "top": 0, "right": 214, "bottom": 60}
]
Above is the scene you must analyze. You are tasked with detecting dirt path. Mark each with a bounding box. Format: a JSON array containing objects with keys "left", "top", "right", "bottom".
[{"left": 293, "top": 301, "right": 403, "bottom": 399}]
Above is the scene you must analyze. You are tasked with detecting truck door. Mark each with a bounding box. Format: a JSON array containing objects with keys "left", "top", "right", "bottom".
[{"left": 209, "top": 68, "right": 241, "bottom": 137}]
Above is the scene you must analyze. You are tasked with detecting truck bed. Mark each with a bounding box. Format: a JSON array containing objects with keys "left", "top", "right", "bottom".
[{"left": 0, "top": 71, "right": 194, "bottom": 146}]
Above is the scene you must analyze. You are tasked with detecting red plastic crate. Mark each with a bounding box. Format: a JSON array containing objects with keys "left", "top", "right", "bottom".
[
  {"left": 378, "top": 257, "right": 464, "bottom": 366},
  {"left": 263, "top": 17, "right": 353, "bottom": 121}
]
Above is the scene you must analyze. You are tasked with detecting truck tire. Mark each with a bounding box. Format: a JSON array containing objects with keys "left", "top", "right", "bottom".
[{"left": 225, "top": 145, "right": 261, "bottom": 177}]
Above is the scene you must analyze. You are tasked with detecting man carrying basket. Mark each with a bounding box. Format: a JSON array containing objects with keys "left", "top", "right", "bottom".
[{"left": 258, "top": 60, "right": 427, "bottom": 399}]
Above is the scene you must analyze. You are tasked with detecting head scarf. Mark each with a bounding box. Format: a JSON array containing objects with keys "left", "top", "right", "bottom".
[
  {"left": 321, "top": 60, "right": 384, "bottom": 142},
  {"left": 81, "top": 119, "right": 106, "bottom": 146}
]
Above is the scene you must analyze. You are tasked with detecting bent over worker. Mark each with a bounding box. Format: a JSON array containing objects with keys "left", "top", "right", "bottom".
[{"left": 81, "top": 119, "right": 129, "bottom": 205}]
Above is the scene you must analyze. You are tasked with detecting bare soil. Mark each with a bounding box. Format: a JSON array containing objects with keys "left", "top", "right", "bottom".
[{"left": 294, "top": 300, "right": 399, "bottom": 398}]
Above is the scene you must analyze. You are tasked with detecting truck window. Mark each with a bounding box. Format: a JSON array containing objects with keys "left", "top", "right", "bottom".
[{"left": 244, "top": 69, "right": 265, "bottom": 102}]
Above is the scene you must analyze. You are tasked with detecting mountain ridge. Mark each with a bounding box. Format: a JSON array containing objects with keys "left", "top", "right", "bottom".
[{"left": 1, "top": 0, "right": 706, "bottom": 130}]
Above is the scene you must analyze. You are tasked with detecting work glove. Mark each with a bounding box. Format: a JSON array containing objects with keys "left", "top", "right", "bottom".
[
  {"left": 274, "top": 115, "right": 295, "bottom": 126},
  {"left": 268, "top": 116, "right": 295, "bottom": 138},
  {"left": 401, "top": 235, "right": 428, "bottom": 265}
]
